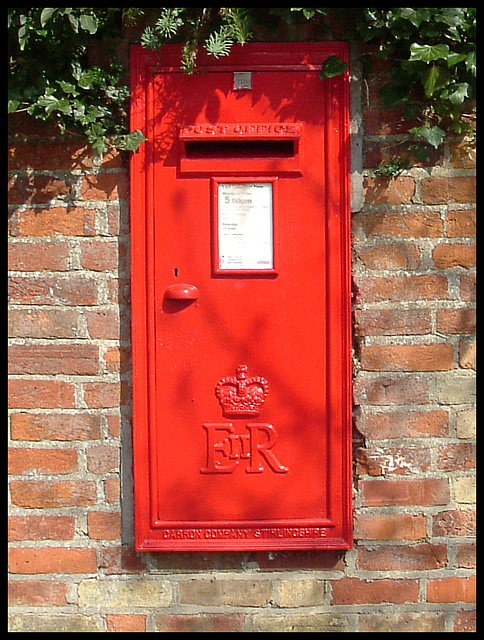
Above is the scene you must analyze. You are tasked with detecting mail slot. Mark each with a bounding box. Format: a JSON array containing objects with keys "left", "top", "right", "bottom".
[
  {"left": 130, "top": 43, "right": 352, "bottom": 551},
  {"left": 183, "top": 139, "right": 295, "bottom": 159},
  {"left": 178, "top": 122, "right": 303, "bottom": 174}
]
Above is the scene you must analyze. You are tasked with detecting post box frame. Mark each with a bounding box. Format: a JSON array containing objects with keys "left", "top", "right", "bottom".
[{"left": 130, "top": 43, "right": 352, "bottom": 551}]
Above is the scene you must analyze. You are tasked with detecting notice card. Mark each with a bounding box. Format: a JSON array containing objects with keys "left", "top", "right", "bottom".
[{"left": 218, "top": 182, "right": 273, "bottom": 270}]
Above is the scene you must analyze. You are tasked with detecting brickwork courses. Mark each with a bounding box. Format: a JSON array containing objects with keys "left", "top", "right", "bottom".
[{"left": 8, "top": 54, "right": 475, "bottom": 632}]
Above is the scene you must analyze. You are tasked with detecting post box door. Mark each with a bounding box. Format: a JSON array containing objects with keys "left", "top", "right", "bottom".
[{"left": 131, "top": 44, "right": 352, "bottom": 551}]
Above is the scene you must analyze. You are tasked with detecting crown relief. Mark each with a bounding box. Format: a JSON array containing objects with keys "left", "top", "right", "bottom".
[{"left": 215, "top": 365, "right": 269, "bottom": 418}]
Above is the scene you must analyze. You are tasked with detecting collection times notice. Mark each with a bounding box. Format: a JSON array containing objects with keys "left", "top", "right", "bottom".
[{"left": 218, "top": 182, "right": 273, "bottom": 271}]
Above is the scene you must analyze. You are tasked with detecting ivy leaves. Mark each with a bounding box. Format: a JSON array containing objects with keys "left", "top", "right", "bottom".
[
  {"left": 8, "top": 8, "right": 145, "bottom": 157},
  {"left": 40, "top": 8, "right": 99, "bottom": 35},
  {"left": 365, "top": 7, "right": 476, "bottom": 151},
  {"left": 409, "top": 43, "right": 471, "bottom": 107},
  {"left": 320, "top": 56, "right": 348, "bottom": 80},
  {"left": 409, "top": 43, "right": 450, "bottom": 63}
]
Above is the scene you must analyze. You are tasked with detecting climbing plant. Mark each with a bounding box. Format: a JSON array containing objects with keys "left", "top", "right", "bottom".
[
  {"left": 8, "top": 8, "right": 145, "bottom": 156},
  {"left": 8, "top": 8, "right": 476, "bottom": 158},
  {"left": 349, "top": 7, "right": 476, "bottom": 157}
]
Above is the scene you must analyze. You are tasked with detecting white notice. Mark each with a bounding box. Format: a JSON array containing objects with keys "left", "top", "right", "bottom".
[{"left": 218, "top": 182, "right": 273, "bottom": 270}]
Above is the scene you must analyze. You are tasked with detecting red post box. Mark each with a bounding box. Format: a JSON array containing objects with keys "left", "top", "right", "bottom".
[{"left": 130, "top": 43, "right": 352, "bottom": 551}]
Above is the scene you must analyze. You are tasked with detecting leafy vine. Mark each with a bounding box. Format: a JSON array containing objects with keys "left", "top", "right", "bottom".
[{"left": 8, "top": 8, "right": 476, "bottom": 159}]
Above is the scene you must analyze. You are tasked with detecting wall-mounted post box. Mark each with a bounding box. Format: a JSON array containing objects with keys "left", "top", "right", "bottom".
[{"left": 130, "top": 43, "right": 352, "bottom": 551}]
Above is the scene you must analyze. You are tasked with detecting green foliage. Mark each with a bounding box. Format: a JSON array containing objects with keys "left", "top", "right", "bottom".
[
  {"left": 8, "top": 8, "right": 476, "bottom": 160},
  {"left": 320, "top": 55, "right": 348, "bottom": 80},
  {"left": 8, "top": 8, "right": 145, "bottom": 156},
  {"left": 139, "top": 8, "right": 253, "bottom": 72},
  {"left": 351, "top": 7, "right": 476, "bottom": 147},
  {"left": 366, "top": 157, "right": 410, "bottom": 179},
  {"left": 140, "top": 8, "right": 184, "bottom": 49}
]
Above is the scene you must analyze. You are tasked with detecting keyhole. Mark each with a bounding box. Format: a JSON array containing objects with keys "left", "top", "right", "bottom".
[{"left": 174, "top": 268, "right": 179, "bottom": 278}]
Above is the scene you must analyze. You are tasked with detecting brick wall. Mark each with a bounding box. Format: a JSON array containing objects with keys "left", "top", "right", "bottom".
[{"left": 8, "top": 59, "right": 476, "bottom": 632}]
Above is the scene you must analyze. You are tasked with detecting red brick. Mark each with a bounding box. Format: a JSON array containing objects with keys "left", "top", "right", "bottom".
[
  {"left": 460, "top": 274, "right": 475, "bottom": 301},
  {"left": 454, "top": 610, "right": 476, "bottom": 633},
  {"left": 8, "top": 275, "right": 98, "bottom": 305},
  {"left": 10, "top": 480, "right": 97, "bottom": 508},
  {"left": 8, "top": 175, "right": 72, "bottom": 205},
  {"left": 154, "top": 614, "right": 245, "bottom": 633},
  {"left": 8, "top": 448, "right": 78, "bottom": 475},
  {"left": 87, "top": 512, "right": 121, "bottom": 540},
  {"left": 357, "top": 544, "right": 447, "bottom": 571},
  {"left": 8, "top": 111, "right": 61, "bottom": 137},
  {"left": 83, "top": 309, "right": 121, "bottom": 340},
  {"left": 106, "top": 415, "right": 121, "bottom": 438},
  {"left": 363, "top": 142, "right": 383, "bottom": 168},
  {"left": 432, "top": 509, "right": 476, "bottom": 537},
  {"left": 360, "top": 210, "right": 444, "bottom": 238},
  {"left": 362, "top": 107, "right": 414, "bottom": 136},
  {"left": 357, "top": 275, "right": 448, "bottom": 303},
  {"left": 358, "top": 244, "right": 420, "bottom": 270},
  {"left": 436, "top": 308, "right": 476, "bottom": 334},
  {"left": 104, "top": 477, "right": 120, "bottom": 504},
  {"left": 253, "top": 550, "right": 345, "bottom": 571},
  {"left": 456, "top": 543, "right": 476, "bottom": 569},
  {"left": 432, "top": 243, "right": 476, "bottom": 269},
  {"left": 368, "top": 138, "right": 442, "bottom": 170},
  {"left": 331, "top": 578, "right": 418, "bottom": 605},
  {"left": 8, "top": 515, "right": 75, "bottom": 541},
  {"left": 106, "top": 615, "right": 147, "bottom": 633},
  {"left": 362, "top": 478, "right": 450, "bottom": 507},
  {"left": 8, "top": 308, "right": 80, "bottom": 339},
  {"left": 80, "top": 240, "right": 118, "bottom": 271},
  {"left": 355, "top": 446, "right": 430, "bottom": 476},
  {"left": 9, "top": 547, "right": 97, "bottom": 574},
  {"left": 427, "top": 576, "right": 475, "bottom": 603},
  {"left": 8, "top": 141, "right": 124, "bottom": 172},
  {"left": 363, "top": 410, "right": 449, "bottom": 439},
  {"left": 353, "top": 374, "right": 429, "bottom": 406},
  {"left": 363, "top": 176, "right": 415, "bottom": 204},
  {"left": 98, "top": 545, "right": 146, "bottom": 575},
  {"left": 421, "top": 177, "right": 476, "bottom": 205},
  {"left": 436, "top": 444, "right": 476, "bottom": 471},
  {"left": 362, "top": 60, "right": 392, "bottom": 103},
  {"left": 8, "top": 379, "right": 75, "bottom": 409},
  {"left": 104, "top": 346, "right": 131, "bottom": 373},
  {"left": 80, "top": 172, "right": 129, "bottom": 201},
  {"left": 446, "top": 209, "right": 476, "bottom": 237},
  {"left": 84, "top": 309, "right": 122, "bottom": 340},
  {"left": 449, "top": 140, "right": 476, "bottom": 169},
  {"left": 10, "top": 206, "right": 96, "bottom": 237},
  {"left": 354, "top": 309, "right": 431, "bottom": 336},
  {"left": 361, "top": 344, "right": 453, "bottom": 372},
  {"left": 8, "top": 240, "right": 70, "bottom": 271},
  {"left": 83, "top": 382, "right": 128, "bottom": 408},
  {"left": 10, "top": 413, "right": 101, "bottom": 441},
  {"left": 354, "top": 513, "right": 426, "bottom": 541},
  {"left": 9, "top": 344, "right": 99, "bottom": 375},
  {"left": 86, "top": 445, "right": 119, "bottom": 474},
  {"left": 8, "top": 580, "right": 68, "bottom": 606},
  {"left": 106, "top": 202, "right": 122, "bottom": 235},
  {"left": 107, "top": 276, "right": 130, "bottom": 305},
  {"left": 459, "top": 339, "right": 476, "bottom": 369}
]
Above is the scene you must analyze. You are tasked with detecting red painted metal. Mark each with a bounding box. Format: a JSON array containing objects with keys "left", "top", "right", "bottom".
[
  {"left": 130, "top": 43, "right": 352, "bottom": 551},
  {"left": 164, "top": 283, "right": 199, "bottom": 300}
]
